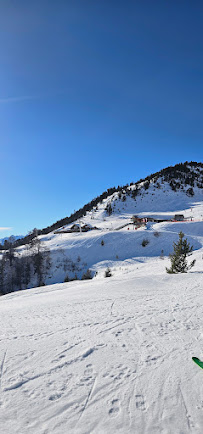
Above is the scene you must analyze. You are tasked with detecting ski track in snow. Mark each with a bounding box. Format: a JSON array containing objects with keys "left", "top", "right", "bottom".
[
  {"left": 0, "top": 184, "right": 203, "bottom": 433},
  {"left": 0, "top": 259, "right": 203, "bottom": 433},
  {"left": 0, "top": 350, "right": 7, "bottom": 403}
]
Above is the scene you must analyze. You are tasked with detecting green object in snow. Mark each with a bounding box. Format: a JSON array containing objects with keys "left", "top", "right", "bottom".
[{"left": 192, "top": 357, "right": 203, "bottom": 370}]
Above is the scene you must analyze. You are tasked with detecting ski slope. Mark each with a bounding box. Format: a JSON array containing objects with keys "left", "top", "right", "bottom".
[
  {"left": 0, "top": 253, "right": 203, "bottom": 434},
  {"left": 7, "top": 171, "right": 201, "bottom": 288},
  {"left": 55, "top": 181, "right": 203, "bottom": 233},
  {"left": 0, "top": 165, "right": 203, "bottom": 432},
  {"left": 32, "top": 218, "right": 202, "bottom": 285}
]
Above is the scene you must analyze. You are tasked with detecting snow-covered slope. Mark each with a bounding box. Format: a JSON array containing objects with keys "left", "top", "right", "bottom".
[
  {"left": 9, "top": 162, "right": 202, "bottom": 287},
  {"left": 37, "top": 181, "right": 203, "bottom": 284},
  {"left": 56, "top": 171, "right": 203, "bottom": 233},
  {"left": 1, "top": 162, "right": 203, "bottom": 433},
  {"left": 0, "top": 252, "right": 203, "bottom": 434},
  {"left": 38, "top": 219, "right": 202, "bottom": 285}
]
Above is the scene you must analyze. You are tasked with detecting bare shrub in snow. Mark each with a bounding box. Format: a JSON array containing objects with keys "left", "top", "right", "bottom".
[
  {"left": 64, "top": 274, "right": 70, "bottom": 282},
  {"left": 186, "top": 187, "right": 194, "bottom": 197},
  {"left": 142, "top": 239, "right": 149, "bottom": 247},
  {"left": 71, "top": 273, "right": 78, "bottom": 281},
  {"left": 160, "top": 250, "right": 164, "bottom": 259}
]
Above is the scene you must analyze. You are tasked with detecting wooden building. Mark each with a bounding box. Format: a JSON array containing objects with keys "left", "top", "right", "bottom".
[{"left": 174, "top": 214, "right": 184, "bottom": 221}]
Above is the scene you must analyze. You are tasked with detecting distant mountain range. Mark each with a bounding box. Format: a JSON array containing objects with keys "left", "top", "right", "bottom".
[{"left": 0, "top": 235, "right": 23, "bottom": 245}]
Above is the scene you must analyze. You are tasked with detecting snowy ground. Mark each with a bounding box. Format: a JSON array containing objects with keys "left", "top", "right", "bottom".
[
  {"left": 0, "top": 174, "right": 203, "bottom": 432},
  {"left": 11, "top": 180, "right": 202, "bottom": 287},
  {"left": 1, "top": 252, "right": 203, "bottom": 434},
  {"left": 39, "top": 186, "right": 203, "bottom": 284},
  {"left": 34, "top": 219, "right": 203, "bottom": 285}
]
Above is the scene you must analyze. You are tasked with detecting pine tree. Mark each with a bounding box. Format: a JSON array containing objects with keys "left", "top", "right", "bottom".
[
  {"left": 81, "top": 269, "right": 92, "bottom": 280},
  {"left": 105, "top": 267, "right": 112, "bottom": 277},
  {"left": 166, "top": 231, "right": 196, "bottom": 274}
]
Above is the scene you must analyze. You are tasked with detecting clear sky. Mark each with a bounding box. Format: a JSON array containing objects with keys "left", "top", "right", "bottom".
[{"left": 0, "top": 0, "right": 203, "bottom": 237}]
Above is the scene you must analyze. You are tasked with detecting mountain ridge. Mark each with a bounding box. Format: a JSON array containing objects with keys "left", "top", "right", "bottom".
[
  {"left": 12, "top": 161, "right": 203, "bottom": 249},
  {"left": 0, "top": 160, "right": 202, "bottom": 294}
]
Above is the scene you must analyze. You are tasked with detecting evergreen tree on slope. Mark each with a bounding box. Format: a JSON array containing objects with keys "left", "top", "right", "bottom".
[{"left": 166, "top": 231, "right": 196, "bottom": 274}]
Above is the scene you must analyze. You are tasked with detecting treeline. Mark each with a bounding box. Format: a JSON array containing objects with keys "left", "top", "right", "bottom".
[
  {"left": 129, "top": 161, "right": 203, "bottom": 196},
  {"left": 0, "top": 236, "right": 51, "bottom": 295},
  {"left": 137, "top": 161, "right": 203, "bottom": 188},
  {"left": 1, "top": 161, "right": 202, "bottom": 250},
  {"left": 0, "top": 234, "right": 94, "bottom": 295},
  {"left": 105, "top": 161, "right": 203, "bottom": 213}
]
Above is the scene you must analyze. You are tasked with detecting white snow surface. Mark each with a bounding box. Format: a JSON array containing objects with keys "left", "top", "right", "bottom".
[
  {"left": 0, "top": 253, "right": 203, "bottom": 434},
  {"left": 17, "top": 181, "right": 202, "bottom": 286},
  {"left": 1, "top": 175, "right": 203, "bottom": 433}
]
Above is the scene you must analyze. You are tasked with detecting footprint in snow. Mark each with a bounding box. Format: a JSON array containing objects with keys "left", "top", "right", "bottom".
[
  {"left": 109, "top": 399, "right": 120, "bottom": 417},
  {"left": 115, "top": 330, "right": 122, "bottom": 337},
  {"left": 196, "top": 400, "right": 203, "bottom": 410},
  {"left": 145, "top": 355, "right": 161, "bottom": 365},
  {"left": 84, "top": 364, "right": 93, "bottom": 377},
  {"left": 49, "top": 392, "right": 62, "bottom": 401},
  {"left": 79, "top": 364, "right": 94, "bottom": 386},
  {"left": 135, "top": 394, "right": 146, "bottom": 411}
]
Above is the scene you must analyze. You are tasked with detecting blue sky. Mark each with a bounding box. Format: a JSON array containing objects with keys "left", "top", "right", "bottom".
[{"left": 0, "top": 0, "right": 203, "bottom": 237}]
